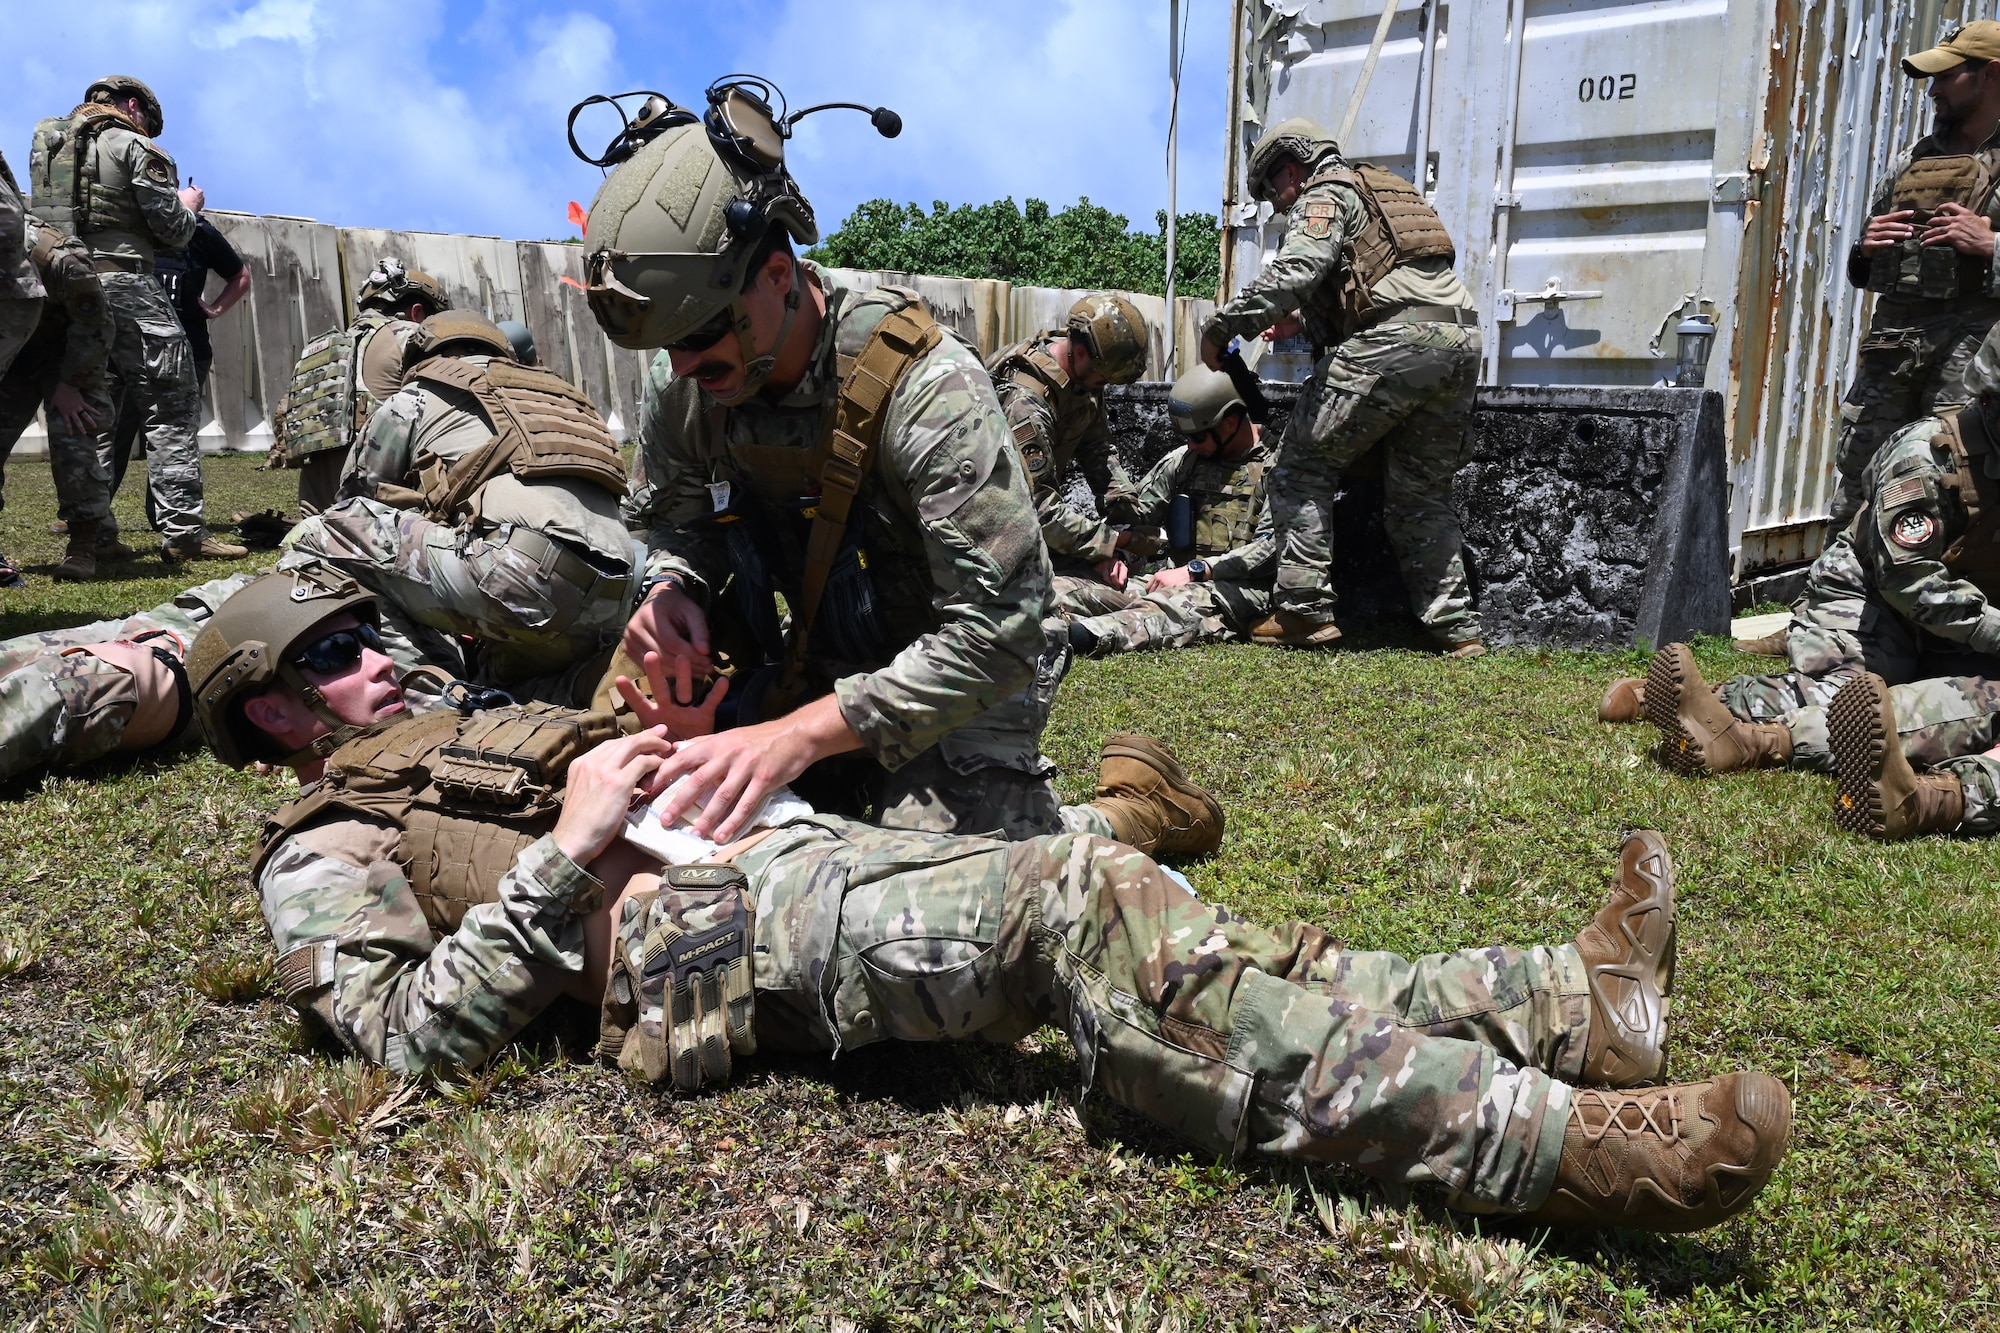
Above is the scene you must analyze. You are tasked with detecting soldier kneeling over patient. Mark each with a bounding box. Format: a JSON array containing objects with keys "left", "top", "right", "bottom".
[{"left": 194, "top": 567, "right": 1794, "bottom": 1235}]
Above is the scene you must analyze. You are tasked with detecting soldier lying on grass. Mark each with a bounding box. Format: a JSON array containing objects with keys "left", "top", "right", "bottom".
[{"left": 191, "top": 569, "right": 1794, "bottom": 1235}]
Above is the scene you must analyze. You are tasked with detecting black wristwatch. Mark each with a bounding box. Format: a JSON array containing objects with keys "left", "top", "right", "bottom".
[
  {"left": 1186, "top": 559, "right": 1211, "bottom": 582},
  {"left": 640, "top": 571, "right": 686, "bottom": 601}
]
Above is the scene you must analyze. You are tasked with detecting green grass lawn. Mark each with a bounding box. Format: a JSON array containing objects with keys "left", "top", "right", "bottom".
[{"left": 0, "top": 457, "right": 1995, "bottom": 1330}]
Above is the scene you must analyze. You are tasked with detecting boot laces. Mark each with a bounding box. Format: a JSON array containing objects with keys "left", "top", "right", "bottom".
[{"left": 1569, "top": 1086, "right": 1684, "bottom": 1147}]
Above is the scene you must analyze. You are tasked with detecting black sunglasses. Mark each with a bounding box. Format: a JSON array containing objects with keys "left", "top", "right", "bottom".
[
  {"left": 291, "top": 622, "right": 386, "bottom": 674},
  {"left": 667, "top": 308, "right": 736, "bottom": 354}
]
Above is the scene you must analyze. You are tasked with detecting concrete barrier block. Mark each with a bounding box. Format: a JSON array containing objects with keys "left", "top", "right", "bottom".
[{"left": 1101, "top": 381, "right": 1730, "bottom": 649}]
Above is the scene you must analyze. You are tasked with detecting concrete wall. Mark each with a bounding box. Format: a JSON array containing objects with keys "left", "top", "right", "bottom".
[
  {"left": 12, "top": 220, "right": 1211, "bottom": 460},
  {"left": 1102, "top": 382, "right": 1730, "bottom": 649}
]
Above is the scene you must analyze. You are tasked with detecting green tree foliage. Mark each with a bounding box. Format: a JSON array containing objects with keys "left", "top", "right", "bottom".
[{"left": 807, "top": 197, "right": 1221, "bottom": 301}]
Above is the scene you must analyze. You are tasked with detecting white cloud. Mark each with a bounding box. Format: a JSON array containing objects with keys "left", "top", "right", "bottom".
[
  {"left": 742, "top": 0, "right": 1227, "bottom": 233},
  {"left": 201, "top": 0, "right": 319, "bottom": 49},
  {"left": 0, "top": 0, "right": 1226, "bottom": 241}
]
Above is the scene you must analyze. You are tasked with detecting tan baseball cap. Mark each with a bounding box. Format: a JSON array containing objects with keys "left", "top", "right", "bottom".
[{"left": 1904, "top": 21, "right": 2000, "bottom": 76}]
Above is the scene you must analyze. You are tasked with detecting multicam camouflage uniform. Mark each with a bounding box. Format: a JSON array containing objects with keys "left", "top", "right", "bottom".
[
  {"left": 0, "top": 573, "right": 249, "bottom": 779},
  {"left": 29, "top": 103, "right": 210, "bottom": 549},
  {"left": 987, "top": 332, "right": 1140, "bottom": 568},
  {"left": 1061, "top": 433, "right": 1276, "bottom": 653},
  {"left": 261, "top": 808, "right": 1588, "bottom": 1211},
  {"left": 283, "top": 354, "right": 639, "bottom": 683},
  {"left": 632, "top": 265, "right": 1095, "bottom": 840},
  {"left": 1829, "top": 127, "right": 2000, "bottom": 529},
  {"left": 0, "top": 217, "right": 115, "bottom": 529},
  {"left": 0, "top": 152, "right": 45, "bottom": 378},
  {"left": 1206, "top": 132, "right": 1481, "bottom": 641},
  {"left": 0, "top": 574, "right": 459, "bottom": 782},
  {"left": 1715, "top": 413, "right": 2000, "bottom": 770},
  {"left": 1923, "top": 746, "right": 2000, "bottom": 834}
]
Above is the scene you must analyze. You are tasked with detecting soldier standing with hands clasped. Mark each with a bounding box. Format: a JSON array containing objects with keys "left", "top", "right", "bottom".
[{"left": 1835, "top": 22, "right": 2000, "bottom": 529}]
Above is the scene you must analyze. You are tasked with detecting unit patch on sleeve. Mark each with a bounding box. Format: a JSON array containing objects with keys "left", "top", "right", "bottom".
[{"left": 1889, "top": 508, "right": 1939, "bottom": 550}]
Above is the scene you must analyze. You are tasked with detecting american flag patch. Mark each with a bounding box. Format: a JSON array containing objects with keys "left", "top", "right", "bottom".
[{"left": 1878, "top": 476, "right": 1930, "bottom": 510}]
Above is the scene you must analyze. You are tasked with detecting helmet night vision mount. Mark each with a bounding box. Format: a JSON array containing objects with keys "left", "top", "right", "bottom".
[{"left": 566, "top": 76, "right": 901, "bottom": 174}]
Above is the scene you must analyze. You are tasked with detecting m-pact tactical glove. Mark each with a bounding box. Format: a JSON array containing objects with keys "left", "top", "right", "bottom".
[{"left": 599, "top": 864, "right": 757, "bottom": 1091}]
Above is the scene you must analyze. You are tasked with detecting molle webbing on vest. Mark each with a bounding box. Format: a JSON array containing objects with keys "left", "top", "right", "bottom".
[
  {"left": 1867, "top": 153, "right": 2000, "bottom": 299},
  {"left": 1935, "top": 410, "right": 2000, "bottom": 588},
  {"left": 281, "top": 313, "right": 392, "bottom": 462},
  {"left": 253, "top": 704, "right": 620, "bottom": 934},
  {"left": 1305, "top": 162, "right": 1455, "bottom": 339},
  {"left": 29, "top": 105, "right": 148, "bottom": 242},
  {"left": 405, "top": 358, "right": 627, "bottom": 522},
  {"left": 992, "top": 336, "right": 1066, "bottom": 441},
  {"left": 780, "top": 300, "right": 944, "bottom": 693},
  {"left": 1190, "top": 459, "right": 1264, "bottom": 556}
]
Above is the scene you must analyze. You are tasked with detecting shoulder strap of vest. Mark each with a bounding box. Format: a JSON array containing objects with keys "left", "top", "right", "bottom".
[
  {"left": 780, "top": 301, "right": 944, "bottom": 691},
  {"left": 1303, "top": 162, "right": 1357, "bottom": 192},
  {"left": 1000, "top": 338, "right": 1068, "bottom": 397}
]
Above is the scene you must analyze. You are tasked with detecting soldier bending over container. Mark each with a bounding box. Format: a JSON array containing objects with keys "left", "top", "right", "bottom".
[
  {"left": 1062, "top": 364, "right": 1276, "bottom": 657},
  {"left": 1199, "top": 118, "right": 1481, "bottom": 656},
  {"left": 192, "top": 570, "right": 1792, "bottom": 1235}
]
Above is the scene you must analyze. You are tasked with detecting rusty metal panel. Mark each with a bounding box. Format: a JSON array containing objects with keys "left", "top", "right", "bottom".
[{"left": 1730, "top": 0, "right": 1999, "bottom": 575}]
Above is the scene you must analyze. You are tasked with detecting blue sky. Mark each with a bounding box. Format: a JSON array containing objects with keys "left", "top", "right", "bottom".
[{"left": 1, "top": 0, "right": 1230, "bottom": 243}]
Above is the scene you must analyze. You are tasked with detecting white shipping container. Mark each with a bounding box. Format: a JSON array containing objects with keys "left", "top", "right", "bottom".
[{"left": 1223, "top": 0, "right": 2000, "bottom": 577}]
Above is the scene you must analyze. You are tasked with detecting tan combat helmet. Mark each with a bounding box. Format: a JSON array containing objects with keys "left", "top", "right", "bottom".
[
  {"left": 576, "top": 77, "right": 899, "bottom": 395},
  {"left": 356, "top": 257, "right": 451, "bottom": 316},
  {"left": 1068, "top": 293, "right": 1151, "bottom": 385},
  {"left": 83, "top": 75, "right": 164, "bottom": 137},
  {"left": 401, "top": 309, "right": 516, "bottom": 370},
  {"left": 1246, "top": 117, "right": 1340, "bottom": 203},
  {"left": 187, "top": 563, "right": 382, "bottom": 768},
  {"left": 1166, "top": 364, "right": 1246, "bottom": 436}
]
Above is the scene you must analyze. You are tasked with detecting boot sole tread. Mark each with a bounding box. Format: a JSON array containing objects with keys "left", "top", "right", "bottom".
[
  {"left": 1645, "top": 646, "right": 1706, "bottom": 775},
  {"left": 1829, "top": 676, "right": 1889, "bottom": 837}
]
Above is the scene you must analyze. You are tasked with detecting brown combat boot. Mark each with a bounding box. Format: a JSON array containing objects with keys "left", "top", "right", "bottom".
[
  {"left": 1423, "top": 627, "right": 1486, "bottom": 658},
  {"left": 1829, "top": 673, "right": 1966, "bottom": 840},
  {"left": 1732, "top": 627, "right": 1788, "bottom": 656},
  {"left": 1645, "top": 643, "right": 1792, "bottom": 774},
  {"left": 51, "top": 519, "right": 99, "bottom": 582},
  {"left": 1599, "top": 677, "right": 1645, "bottom": 723},
  {"left": 94, "top": 533, "right": 136, "bottom": 561},
  {"left": 1576, "top": 830, "right": 1675, "bottom": 1087},
  {"left": 1089, "top": 733, "right": 1225, "bottom": 857},
  {"left": 162, "top": 534, "right": 250, "bottom": 564},
  {"left": 1522, "top": 1073, "right": 1792, "bottom": 1232},
  {"left": 1249, "top": 610, "right": 1344, "bottom": 648}
]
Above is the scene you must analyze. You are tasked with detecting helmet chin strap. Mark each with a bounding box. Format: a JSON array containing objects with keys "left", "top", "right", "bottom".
[
  {"left": 274, "top": 660, "right": 373, "bottom": 768},
  {"left": 722, "top": 260, "right": 804, "bottom": 402}
]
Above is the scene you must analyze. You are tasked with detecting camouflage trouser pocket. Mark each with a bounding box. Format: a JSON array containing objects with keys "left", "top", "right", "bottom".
[
  {"left": 1398, "top": 321, "right": 1475, "bottom": 353},
  {"left": 1851, "top": 328, "right": 1927, "bottom": 396}
]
